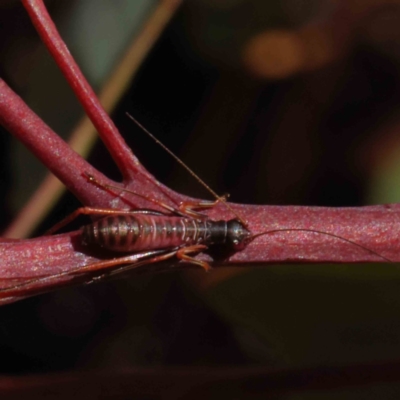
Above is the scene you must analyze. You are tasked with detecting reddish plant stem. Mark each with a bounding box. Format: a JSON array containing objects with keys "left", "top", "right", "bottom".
[
  {"left": 0, "top": 79, "right": 115, "bottom": 209},
  {"left": 219, "top": 203, "right": 400, "bottom": 264},
  {"left": 0, "top": 233, "right": 94, "bottom": 305},
  {"left": 0, "top": 79, "right": 180, "bottom": 212},
  {"left": 22, "top": 0, "right": 146, "bottom": 182},
  {"left": 18, "top": 0, "right": 186, "bottom": 212}
]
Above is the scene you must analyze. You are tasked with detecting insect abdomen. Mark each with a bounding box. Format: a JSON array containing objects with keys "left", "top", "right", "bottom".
[{"left": 82, "top": 215, "right": 205, "bottom": 252}]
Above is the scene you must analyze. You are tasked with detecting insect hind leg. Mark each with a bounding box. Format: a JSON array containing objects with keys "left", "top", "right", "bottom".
[
  {"left": 82, "top": 245, "right": 211, "bottom": 277},
  {"left": 0, "top": 248, "right": 180, "bottom": 299}
]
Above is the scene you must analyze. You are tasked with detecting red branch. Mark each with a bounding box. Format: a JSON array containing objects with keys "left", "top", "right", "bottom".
[
  {"left": 22, "top": 0, "right": 142, "bottom": 181},
  {"left": 0, "top": 0, "right": 398, "bottom": 303}
]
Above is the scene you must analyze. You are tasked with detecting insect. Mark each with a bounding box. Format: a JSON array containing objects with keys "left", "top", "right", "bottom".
[
  {"left": 46, "top": 177, "right": 252, "bottom": 274},
  {"left": 0, "top": 114, "right": 392, "bottom": 301}
]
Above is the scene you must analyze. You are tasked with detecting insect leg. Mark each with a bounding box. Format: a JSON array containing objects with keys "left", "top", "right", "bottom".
[
  {"left": 87, "top": 248, "right": 184, "bottom": 283},
  {"left": 72, "top": 249, "right": 179, "bottom": 274},
  {"left": 85, "top": 173, "right": 180, "bottom": 215},
  {"left": 177, "top": 196, "right": 229, "bottom": 219},
  {"left": 85, "top": 173, "right": 244, "bottom": 221},
  {"left": 176, "top": 244, "right": 211, "bottom": 271},
  {"left": 0, "top": 249, "right": 177, "bottom": 299}
]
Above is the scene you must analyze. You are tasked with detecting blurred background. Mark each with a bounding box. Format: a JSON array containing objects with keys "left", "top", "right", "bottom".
[{"left": 2, "top": 0, "right": 400, "bottom": 398}]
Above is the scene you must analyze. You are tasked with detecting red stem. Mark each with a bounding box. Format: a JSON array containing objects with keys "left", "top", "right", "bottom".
[
  {"left": 21, "top": 0, "right": 145, "bottom": 181},
  {"left": 0, "top": 233, "right": 97, "bottom": 305},
  {"left": 216, "top": 203, "right": 400, "bottom": 264},
  {"left": 0, "top": 79, "right": 181, "bottom": 212},
  {"left": 0, "top": 79, "right": 115, "bottom": 209}
]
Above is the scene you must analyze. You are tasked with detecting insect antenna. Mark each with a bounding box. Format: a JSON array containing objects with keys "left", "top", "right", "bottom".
[
  {"left": 248, "top": 228, "right": 392, "bottom": 262},
  {"left": 126, "top": 113, "right": 248, "bottom": 227}
]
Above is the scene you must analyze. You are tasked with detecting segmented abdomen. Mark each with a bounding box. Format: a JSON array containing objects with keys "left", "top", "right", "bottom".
[{"left": 82, "top": 214, "right": 207, "bottom": 252}]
